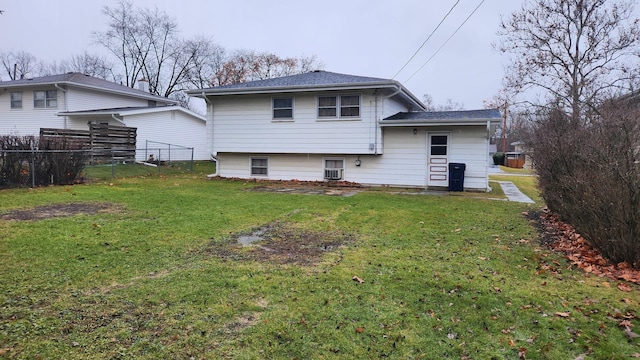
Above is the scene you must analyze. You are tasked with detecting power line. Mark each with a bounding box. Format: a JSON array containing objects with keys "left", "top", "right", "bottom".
[
  {"left": 403, "top": 0, "right": 486, "bottom": 84},
  {"left": 392, "top": 0, "right": 461, "bottom": 80}
]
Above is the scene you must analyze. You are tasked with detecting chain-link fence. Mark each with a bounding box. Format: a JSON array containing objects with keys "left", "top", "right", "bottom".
[{"left": 0, "top": 147, "right": 195, "bottom": 188}]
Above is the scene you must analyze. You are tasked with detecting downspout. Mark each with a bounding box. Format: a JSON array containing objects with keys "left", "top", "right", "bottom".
[
  {"left": 486, "top": 119, "right": 491, "bottom": 192},
  {"left": 377, "top": 85, "right": 403, "bottom": 155},
  {"left": 111, "top": 114, "right": 126, "bottom": 125},
  {"left": 202, "top": 92, "right": 218, "bottom": 177},
  {"left": 54, "top": 83, "right": 68, "bottom": 129}
]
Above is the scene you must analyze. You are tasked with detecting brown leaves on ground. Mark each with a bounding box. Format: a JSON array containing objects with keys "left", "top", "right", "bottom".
[{"left": 528, "top": 209, "right": 640, "bottom": 288}]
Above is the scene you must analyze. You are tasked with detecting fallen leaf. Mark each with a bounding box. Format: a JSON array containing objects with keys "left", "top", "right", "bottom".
[
  {"left": 625, "top": 327, "right": 639, "bottom": 339},
  {"left": 554, "top": 312, "right": 570, "bottom": 318},
  {"left": 617, "top": 282, "right": 632, "bottom": 292},
  {"left": 454, "top": 228, "right": 461, "bottom": 232},
  {"left": 352, "top": 276, "right": 364, "bottom": 284},
  {"left": 355, "top": 327, "right": 365, "bottom": 334},
  {"left": 618, "top": 320, "right": 633, "bottom": 328}
]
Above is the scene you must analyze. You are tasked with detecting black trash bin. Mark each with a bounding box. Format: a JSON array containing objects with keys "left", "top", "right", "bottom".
[{"left": 448, "top": 163, "right": 466, "bottom": 192}]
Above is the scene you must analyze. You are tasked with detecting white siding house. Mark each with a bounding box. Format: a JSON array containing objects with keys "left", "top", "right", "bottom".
[
  {"left": 188, "top": 71, "right": 501, "bottom": 191},
  {"left": 0, "top": 73, "right": 208, "bottom": 160}
]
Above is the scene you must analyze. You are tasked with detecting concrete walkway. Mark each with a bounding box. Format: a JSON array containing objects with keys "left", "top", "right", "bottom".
[{"left": 495, "top": 181, "right": 535, "bottom": 203}]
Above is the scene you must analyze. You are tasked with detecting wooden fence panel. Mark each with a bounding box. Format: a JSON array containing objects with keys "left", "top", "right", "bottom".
[{"left": 40, "top": 125, "right": 137, "bottom": 164}]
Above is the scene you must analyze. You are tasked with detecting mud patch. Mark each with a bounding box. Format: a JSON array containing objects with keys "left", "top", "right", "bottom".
[
  {"left": 206, "top": 222, "right": 355, "bottom": 265},
  {"left": 0, "top": 202, "right": 123, "bottom": 221},
  {"left": 249, "top": 180, "right": 363, "bottom": 197}
]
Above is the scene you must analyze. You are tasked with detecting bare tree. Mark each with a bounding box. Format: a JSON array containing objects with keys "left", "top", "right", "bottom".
[
  {"left": 496, "top": 0, "right": 640, "bottom": 121},
  {"left": 422, "top": 94, "right": 465, "bottom": 111},
  {"left": 93, "top": 0, "right": 142, "bottom": 88},
  {"left": 0, "top": 51, "right": 39, "bottom": 80},
  {"left": 37, "top": 52, "right": 116, "bottom": 81},
  {"left": 206, "top": 50, "right": 324, "bottom": 87}
]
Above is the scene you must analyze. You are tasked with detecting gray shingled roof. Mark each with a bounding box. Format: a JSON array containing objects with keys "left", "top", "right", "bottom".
[
  {"left": 380, "top": 109, "right": 502, "bottom": 126},
  {"left": 195, "top": 70, "right": 394, "bottom": 92},
  {"left": 188, "top": 70, "right": 426, "bottom": 110},
  {"left": 384, "top": 109, "right": 501, "bottom": 121},
  {"left": 0, "top": 72, "right": 176, "bottom": 104}
]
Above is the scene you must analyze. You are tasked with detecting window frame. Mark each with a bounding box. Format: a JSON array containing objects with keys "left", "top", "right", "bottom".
[
  {"left": 33, "top": 90, "right": 58, "bottom": 109},
  {"left": 250, "top": 156, "right": 269, "bottom": 177},
  {"left": 317, "top": 94, "right": 361, "bottom": 120},
  {"left": 323, "top": 157, "right": 345, "bottom": 180},
  {"left": 10, "top": 91, "right": 22, "bottom": 109},
  {"left": 272, "top": 96, "right": 294, "bottom": 121}
]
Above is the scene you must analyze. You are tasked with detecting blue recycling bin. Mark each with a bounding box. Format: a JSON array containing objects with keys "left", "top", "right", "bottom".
[{"left": 448, "top": 163, "right": 466, "bottom": 192}]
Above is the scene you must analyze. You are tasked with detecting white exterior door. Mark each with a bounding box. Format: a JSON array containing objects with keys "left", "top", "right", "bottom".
[{"left": 427, "top": 132, "right": 450, "bottom": 187}]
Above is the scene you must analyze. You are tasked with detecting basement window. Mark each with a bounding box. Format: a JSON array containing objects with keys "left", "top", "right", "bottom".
[{"left": 250, "top": 157, "right": 268, "bottom": 176}]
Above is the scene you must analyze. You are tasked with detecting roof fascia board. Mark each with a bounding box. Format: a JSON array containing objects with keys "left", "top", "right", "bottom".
[
  {"left": 379, "top": 119, "right": 501, "bottom": 127},
  {"left": 3, "top": 80, "right": 177, "bottom": 104},
  {"left": 190, "top": 82, "right": 426, "bottom": 110}
]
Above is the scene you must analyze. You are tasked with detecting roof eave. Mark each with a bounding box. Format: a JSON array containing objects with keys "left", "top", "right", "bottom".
[
  {"left": 379, "top": 119, "right": 501, "bottom": 127},
  {"left": 2, "top": 80, "right": 177, "bottom": 104},
  {"left": 187, "top": 81, "right": 426, "bottom": 110}
]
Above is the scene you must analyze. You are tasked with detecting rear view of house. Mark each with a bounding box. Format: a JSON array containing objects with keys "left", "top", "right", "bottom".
[{"left": 188, "top": 70, "right": 500, "bottom": 191}]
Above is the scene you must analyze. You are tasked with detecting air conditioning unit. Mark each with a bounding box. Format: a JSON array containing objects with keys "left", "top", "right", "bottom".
[{"left": 324, "top": 169, "right": 343, "bottom": 180}]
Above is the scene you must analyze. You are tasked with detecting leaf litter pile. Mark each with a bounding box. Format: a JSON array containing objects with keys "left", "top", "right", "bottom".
[
  {"left": 528, "top": 208, "right": 640, "bottom": 288},
  {"left": 205, "top": 221, "right": 355, "bottom": 265}
]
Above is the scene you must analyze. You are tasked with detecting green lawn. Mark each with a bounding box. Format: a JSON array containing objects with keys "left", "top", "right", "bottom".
[{"left": 0, "top": 168, "right": 637, "bottom": 359}]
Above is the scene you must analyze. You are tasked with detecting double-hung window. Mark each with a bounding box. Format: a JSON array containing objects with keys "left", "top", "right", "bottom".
[
  {"left": 273, "top": 97, "right": 293, "bottom": 120},
  {"left": 34, "top": 90, "right": 57, "bottom": 108},
  {"left": 318, "top": 95, "right": 360, "bottom": 119},
  {"left": 250, "top": 157, "right": 268, "bottom": 176},
  {"left": 10, "top": 92, "right": 22, "bottom": 109}
]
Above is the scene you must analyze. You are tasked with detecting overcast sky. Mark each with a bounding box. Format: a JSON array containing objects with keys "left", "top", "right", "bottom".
[{"left": 0, "top": 0, "right": 524, "bottom": 109}]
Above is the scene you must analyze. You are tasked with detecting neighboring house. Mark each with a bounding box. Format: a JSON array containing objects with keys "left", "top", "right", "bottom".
[
  {"left": 188, "top": 70, "right": 501, "bottom": 191},
  {"left": 0, "top": 73, "right": 208, "bottom": 160}
]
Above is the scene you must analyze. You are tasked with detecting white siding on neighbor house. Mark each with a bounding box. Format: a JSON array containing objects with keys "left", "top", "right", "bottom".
[
  {"left": 215, "top": 125, "right": 491, "bottom": 190},
  {"left": 211, "top": 91, "right": 412, "bottom": 156},
  {"left": 0, "top": 86, "right": 66, "bottom": 135},
  {"left": 124, "top": 110, "right": 208, "bottom": 161},
  {"left": 67, "top": 87, "right": 150, "bottom": 111}
]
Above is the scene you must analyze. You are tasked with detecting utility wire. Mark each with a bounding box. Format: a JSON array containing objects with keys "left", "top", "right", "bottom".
[
  {"left": 392, "top": 0, "right": 460, "bottom": 80},
  {"left": 403, "top": 0, "right": 486, "bottom": 84}
]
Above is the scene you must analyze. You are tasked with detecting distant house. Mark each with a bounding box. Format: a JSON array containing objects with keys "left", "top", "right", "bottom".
[
  {"left": 0, "top": 73, "right": 208, "bottom": 160},
  {"left": 188, "top": 70, "right": 501, "bottom": 191}
]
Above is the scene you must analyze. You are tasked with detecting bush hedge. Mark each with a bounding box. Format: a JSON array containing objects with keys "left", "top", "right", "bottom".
[
  {"left": 532, "top": 103, "right": 640, "bottom": 268},
  {"left": 0, "top": 135, "right": 88, "bottom": 188}
]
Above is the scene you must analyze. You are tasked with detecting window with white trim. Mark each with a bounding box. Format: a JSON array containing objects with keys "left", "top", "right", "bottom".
[
  {"left": 317, "top": 95, "right": 360, "bottom": 119},
  {"left": 250, "top": 157, "right": 268, "bottom": 176},
  {"left": 324, "top": 158, "right": 344, "bottom": 180},
  {"left": 10, "top": 92, "right": 22, "bottom": 109},
  {"left": 273, "top": 97, "right": 293, "bottom": 119},
  {"left": 33, "top": 90, "right": 57, "bottom": 108}
]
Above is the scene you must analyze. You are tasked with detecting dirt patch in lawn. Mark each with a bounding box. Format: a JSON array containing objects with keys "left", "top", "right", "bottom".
[
  {"left": 0, "top": 202, "right": 123, "bottom": 221},
  {"left": 205, "top": 221, "right": 355, "bottom": 265},
  {"left": 247, "top": 179, "right": 364, "bottom": 197}
]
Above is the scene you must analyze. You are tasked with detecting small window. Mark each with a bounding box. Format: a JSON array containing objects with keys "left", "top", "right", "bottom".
[
  {"left": 273, "top": 97, "right": 293, "bottom": 119},
  {"left": 340, "top": 95, "right": 360, "bottom": 117},
  {"left": 34, "top": 90, "right": 57, "bottom": 108},
  {"left": 324, "top": 159, "right": 344, "bottom": 180},
  {"left": 251, "top": 157, "right": 268, "bottom": 176},
  {"left": 10, "top": 92, "right": 22, "bottom": 109},
  {"left": 318, "top": 96, "right": 337, "bottom": 117},
  {"left": 430, "top": 135, "right": 448, "bottom": 156}
]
